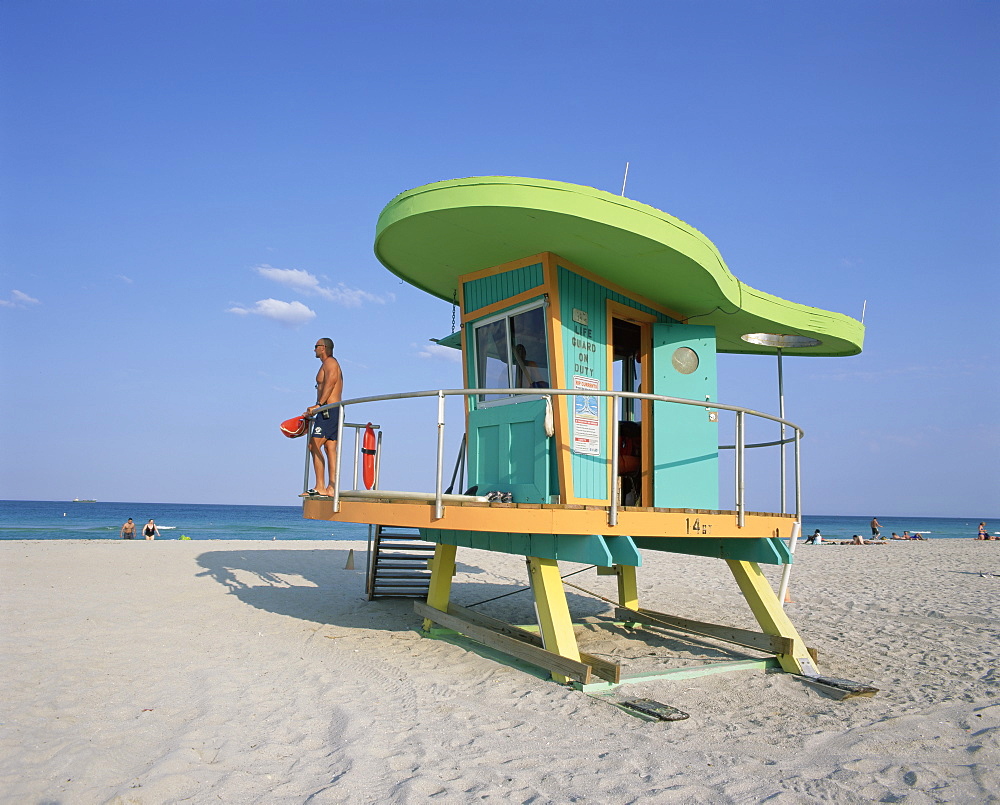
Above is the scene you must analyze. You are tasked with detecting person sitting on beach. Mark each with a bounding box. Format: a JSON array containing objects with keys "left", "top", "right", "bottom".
[
  {"left": 890, "top": 532, "right": 903, "bottom": 540},
  {"left": 804, "top": 529, "right": 822, "bottom": 544},
  {"left": 978, "top": 522, "right": 990, "bottom": 540},
  {"left": 902, "top": 531, "right": 914, "bottom": 540}
]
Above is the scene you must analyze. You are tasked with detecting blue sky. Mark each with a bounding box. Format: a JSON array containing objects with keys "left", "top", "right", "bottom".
[{"left": 1, "top": 0, "right": 996, "bottom": 516}]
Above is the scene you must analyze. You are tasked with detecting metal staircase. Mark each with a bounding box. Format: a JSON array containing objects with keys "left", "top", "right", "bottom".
[{"left": 365, "top": 525, "right": 434, "bottom": 600}]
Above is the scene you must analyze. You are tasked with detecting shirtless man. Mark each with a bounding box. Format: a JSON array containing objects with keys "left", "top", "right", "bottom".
[
  {"left": 303, "top": 338, "right": 344, "bottom": 497},
  {"left": 120, "top": 518, "right": 136, "bottom": 539}
]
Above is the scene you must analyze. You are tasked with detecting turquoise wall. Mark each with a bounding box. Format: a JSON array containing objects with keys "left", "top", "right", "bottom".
[
  {"left": 651, "top": 323, "right": 719, "bottom": 508},
  {"left": 463, "top": 261, "right": 552, "bottom": 502},
  {"left": 463, "top": 262, "right": 544, "bottom": 314},
  {"left": 466, "top": 399, "right": 553, "bottom": 503},
  {"left": 556, "top": 264, "right": 677, "bottom": 501}
]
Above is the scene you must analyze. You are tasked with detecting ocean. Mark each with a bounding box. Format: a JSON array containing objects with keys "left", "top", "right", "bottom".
[
  {"left": 0, "top": 500, "right": 994, "bottom": 542},
  {"left": 0, "top": 500, "right": 370, "bottom": 541}
]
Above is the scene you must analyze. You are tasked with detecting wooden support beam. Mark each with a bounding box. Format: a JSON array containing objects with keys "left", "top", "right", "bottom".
[
  {"left": 422, "top": 543, "right": 457, "bottom": 631},
  {"left": 613, "top": 607, "right": 793, "bottom": 655},
  {"left": 616, "top": 565, "right": 639, "bottom": 611},
  {"left": 414, "top": 601, "right": 593, "bottom": 684},
  {"left": 443, "top": 601, "right": 620, "bottom": 684},
  {"left": 526, "top": 557, "right": 582, "bottom": 683},
  {"left": 726, "top": 559, "right": 818, "bottom": 675}
]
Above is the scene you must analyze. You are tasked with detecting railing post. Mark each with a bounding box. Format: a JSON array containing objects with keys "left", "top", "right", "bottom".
[
  {"left": 777, "top": 348, "right": 786, "bottom": 514},
  {"left": 777, "top": 428, "right": 804, "bottom": 609},
  {"left": 302, "top": 424, "right": 312, "bottom": 495},
  {"left": 352, "top": 425, "right": 361, "bottom": 491},
  {"left": 609, "top": 395, "right": 620, "bottom": 527},
  {"left": 333, "top": 404, "right": 345, "bottom": 513},
  {"left": 736, "top": 410, "right": 746, "bottom": 528},
  {"left": 434, "top": 391, "right": 446, "bottom": 520},
  {"left": 374, "top": 429, "right": 383, "bottom": 491},
  {"left": 794, "top": 428, "right": 802, "bottom": 521}
]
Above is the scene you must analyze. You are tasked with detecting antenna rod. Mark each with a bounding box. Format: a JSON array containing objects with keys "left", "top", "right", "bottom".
[
  {"left": 861, "top": 299, "right": 867, "bottom": 325},
  {"left": 620, "top": 161, "right": 629, "bottom": 196}
]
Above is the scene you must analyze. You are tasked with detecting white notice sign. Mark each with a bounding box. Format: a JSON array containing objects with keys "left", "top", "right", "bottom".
[{"left": 572, "top": 375, "right": 600, "bottom": 456}]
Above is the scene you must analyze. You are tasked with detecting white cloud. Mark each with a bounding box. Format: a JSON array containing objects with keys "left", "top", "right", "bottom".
[
  {"left": 228, "top": 298, "right": 317, "bottom": 327},
  {"left": 255, "top": 265, "right": 321, "bottom": 294},
  {"left": 0, "top": 289, "right": 41, "bottom": 308},
  {"left": 254, "top": 264, "right": 393, "bottom": 307},
  {"left": 117, "top": 275, "right": 133, "bottom": 284},
  {"left": 415, "top": 342, "right": 463, "bottom": 363}
]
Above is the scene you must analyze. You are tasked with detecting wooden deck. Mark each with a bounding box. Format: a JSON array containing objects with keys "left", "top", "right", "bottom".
[{"left": 302, "top": 495, "right": 796, "bottom": 540}]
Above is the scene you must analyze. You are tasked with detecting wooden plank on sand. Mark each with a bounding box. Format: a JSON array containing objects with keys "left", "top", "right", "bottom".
[
  {"left": 415, "top": 601, "right": 593, "bottom": 684},
  {"left": 444, "top": 602, "right": 620, "bottom": 684},
  {"left": 615, "top": 606, "right": 794, "bottom": 655}
]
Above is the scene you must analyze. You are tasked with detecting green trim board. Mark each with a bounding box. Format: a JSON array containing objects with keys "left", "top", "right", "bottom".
[
  {"left": 577, "top": 658, "right": 779, "bottom": 692},
  {"left": 374, "top": 176, "right": 864, "bottom": 357},
  {"left": 632, "top": 536, "right": 792, "bottom": 565},
  {"left": 419, "top": 528, "right": 643, "bottom": 567}
]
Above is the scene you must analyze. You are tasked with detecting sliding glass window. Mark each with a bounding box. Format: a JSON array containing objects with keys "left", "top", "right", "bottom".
[{"left": 473, "top": 302, "right": 550, "bottom": 404}]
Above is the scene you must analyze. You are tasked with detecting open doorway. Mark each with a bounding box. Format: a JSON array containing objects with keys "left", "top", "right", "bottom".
[{"left": 612, "top": 317, "right": 645, "bottom": 505}]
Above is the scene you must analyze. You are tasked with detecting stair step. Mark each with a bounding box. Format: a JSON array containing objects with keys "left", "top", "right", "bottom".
[
  {"left": 375, "top": 567, "right": 431, "bottom": 579},
  {"left": 373, "top": 581, "right": 431, "bottom": 589},
  {"left": 372, "top": 553, "right": 435, "bottom": 561},
  {"left": 367, "top": 524, "right": 434, "bottom": 600}
]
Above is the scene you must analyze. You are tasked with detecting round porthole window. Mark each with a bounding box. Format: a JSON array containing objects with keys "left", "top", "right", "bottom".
[{"left": 671, "top": 347, "right": 699, "bottom": 374}]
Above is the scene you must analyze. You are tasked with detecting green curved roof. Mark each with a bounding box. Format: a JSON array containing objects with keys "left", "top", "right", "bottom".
[{"left": 374, "top": 176, "right": 864, "bottom": 357}]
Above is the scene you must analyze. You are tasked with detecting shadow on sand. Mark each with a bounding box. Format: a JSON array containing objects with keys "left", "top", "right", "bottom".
[{"left": 193, "top": 547, "right": 745, "bottom": 664}]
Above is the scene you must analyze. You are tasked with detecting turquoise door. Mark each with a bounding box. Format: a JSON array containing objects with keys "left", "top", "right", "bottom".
[
  {"left": 651, "top": 324, "right": 718, "bottom": 509},
  {"left": 467, "top": 399, "right": 552, "bottom": 503}
]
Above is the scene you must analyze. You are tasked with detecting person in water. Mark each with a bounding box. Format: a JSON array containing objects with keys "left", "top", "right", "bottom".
[
  {"left": 120, "top": 518, "right": 136, "bottom": 539},
  {"left": 142, "top": 519, "right": 160, "bottom": 540},
  {"left": 302, "top": 337, "right": 344, "bottom": 497}
]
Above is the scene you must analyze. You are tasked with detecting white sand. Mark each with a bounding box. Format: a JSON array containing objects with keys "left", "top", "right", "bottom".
[{"left": 1, "top": 539, "right": 998, "bottom": 804}]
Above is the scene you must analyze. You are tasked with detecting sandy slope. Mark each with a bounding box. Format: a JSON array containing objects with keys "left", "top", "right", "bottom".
[{"left": 1, "top": 539, "right": 997, "bottom": 804}]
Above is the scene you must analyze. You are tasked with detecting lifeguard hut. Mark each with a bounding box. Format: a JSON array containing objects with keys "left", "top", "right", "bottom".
[{"left": 302, "top": 176, "right": 866, "bottom": 695}]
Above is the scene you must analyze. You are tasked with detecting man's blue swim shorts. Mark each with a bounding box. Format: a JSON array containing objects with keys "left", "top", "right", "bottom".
[{"left": 311, "top": 407, "right": 341, "bottom": 440}]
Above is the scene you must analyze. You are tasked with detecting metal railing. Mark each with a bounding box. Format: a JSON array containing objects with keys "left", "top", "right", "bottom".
[
  {"left": 303, "top": 388, "right": 804, "bottom": 528},
  {"left": 301, "top": 420, "right": 382, "bottom": 500}
]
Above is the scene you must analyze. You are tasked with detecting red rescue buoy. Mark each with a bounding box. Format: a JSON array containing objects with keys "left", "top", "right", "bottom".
[
  {"left": 280, "top": 416, "right": 308, "bottom": 438},
  {"left": 362, "top": 423, "right": 377, "bottom": 489}
]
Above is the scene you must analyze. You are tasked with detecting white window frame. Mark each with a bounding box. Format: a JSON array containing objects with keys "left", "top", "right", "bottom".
[{"left": 472, "top": 300, "right": 549, "bottom": 408}]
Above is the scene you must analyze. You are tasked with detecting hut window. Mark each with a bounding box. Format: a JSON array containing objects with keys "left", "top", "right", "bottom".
[{"left": 473, "top": 302, "right": 550, "bottom": 403}]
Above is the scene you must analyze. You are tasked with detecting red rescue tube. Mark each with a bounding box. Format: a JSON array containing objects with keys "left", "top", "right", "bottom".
[
  {"left": 280, "top": 416, "right": 308, "bottom": 438},
  {"left": 362, "top": 423, "right": 377, "bottom": 489}
]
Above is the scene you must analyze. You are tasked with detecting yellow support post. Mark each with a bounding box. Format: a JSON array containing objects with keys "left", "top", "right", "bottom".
[
  {"left": 726, "top": 559, "right": 817, "bottom": 675},
  {"left": 616, "top": 564, "right": 639, "bottom": 611},
  {"left": 423, "top": 543, "right": 457, "bottom": 631},
  {"left": 526, "top": 556, "right": 581, "bottom": 683}
]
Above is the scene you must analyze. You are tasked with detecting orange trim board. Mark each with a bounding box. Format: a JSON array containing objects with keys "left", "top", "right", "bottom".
[
  {"left": 550, "top": 253, "right": 687, "bottom": 324},
  {"left": 459, "top": 251, "right": 555, "bottom": 284},
  {"left": 302, "top": 499, "right": 795, "bottom": 539},
  {"left": 605, "top": 300, "right": 658, "bottom": 507},
  {"left": 461, "top": 288, "right": 547, "bottom": 322}
]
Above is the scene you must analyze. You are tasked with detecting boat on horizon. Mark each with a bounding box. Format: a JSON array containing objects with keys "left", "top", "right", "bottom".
[{"left": 71, "top": 498, "right": 97, "bottom": 503}]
